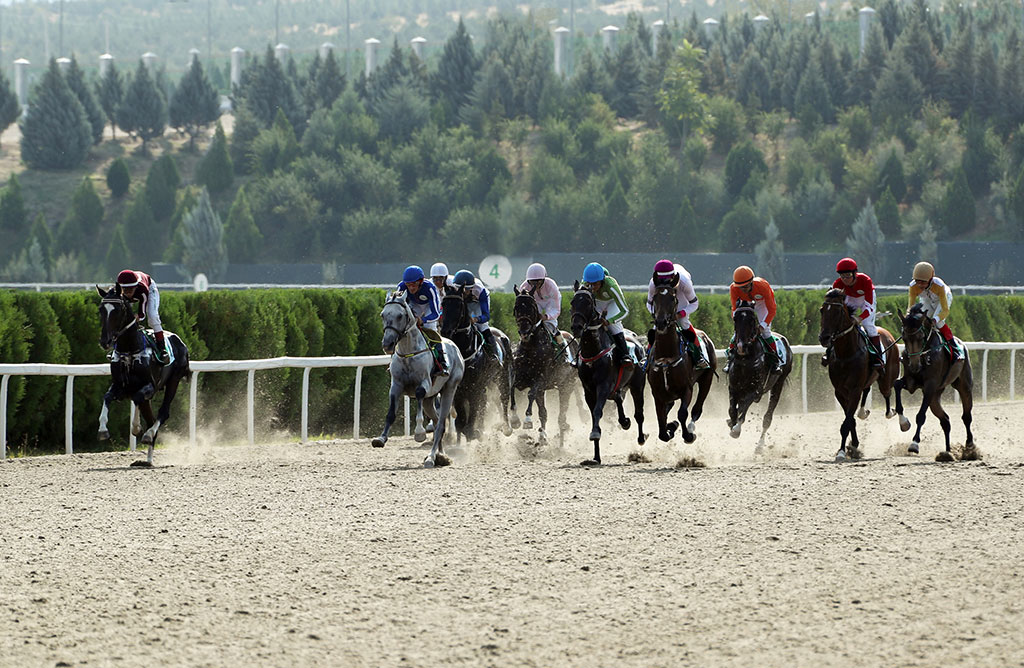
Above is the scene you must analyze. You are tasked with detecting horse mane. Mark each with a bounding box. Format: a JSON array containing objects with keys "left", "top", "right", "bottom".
[{"left": 824, "top": 288, "right": 846, "bottom": 302}]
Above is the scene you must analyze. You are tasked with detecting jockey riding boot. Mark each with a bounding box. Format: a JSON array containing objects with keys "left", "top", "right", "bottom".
[
  {"left": 869, "top": 335, "right": 885, "bottom": 370},
  {"left": 153, "top": 331, "right": 169, "bottom": 364},
  {"left": 940, "top": 325, "right": 962, "bottom": 361},
  {"left": 553, "top": 331, "right": 573, "bottom": 364},
  {"left": 724, "top": 338, "right": 735, "bottom": 374},
  {"left": 686, "top": 326, "right": 711, "bottom": 370},
  {"left": 482, "top": 329, "right": 503, "bottom": 365},
  {"left": 765, "top": 336, "right": 783, "bottom": 373},
  {"left": 432, "top": 341, "right": 449, "bottom": 376},
  {"left": 612, "top": 332, "right": 631, "bottom": 367}
]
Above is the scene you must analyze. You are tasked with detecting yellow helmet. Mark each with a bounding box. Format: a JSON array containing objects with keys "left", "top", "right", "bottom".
[
  {"left": 732, "top": 265, "right": 754, "bottom": 284},
  {"left": 913, "top": 261, "right": 934, "bottom": 281}
]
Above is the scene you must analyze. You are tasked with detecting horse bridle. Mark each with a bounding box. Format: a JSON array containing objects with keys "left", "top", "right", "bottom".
[
  {"left": 651, "top": 287, "right": 678, "bottom": 333},
  {"left": 571, "top": 290, "right": 603, "bottom": 333},
  {"left": 442, "top": 294, "right": 475, "bottom": 336},
  {"left": 732, "top": 305, "right": 761, "bottom": 350},
  {"left": 382, "top": 296, "right": 429, "bottom": 357},
  {"left": 820, "top": 300, "right": 859, "bottom": 348}
]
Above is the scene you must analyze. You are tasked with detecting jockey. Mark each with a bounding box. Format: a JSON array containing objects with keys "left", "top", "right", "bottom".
[
  {"left": 645, "top": 259, "right": 710, "bottom": 370},
  {"left": 429, "top": 262, "right": 453, "bottom": 293},
  {"left": 908, "top": 261, "right": 964, "bottom": 360},
  {"left": 397, "top": 265, "right": 448, "bottom": 375},
  {"left": 830, "top": 257, "right": 884, "bottom": 369},
  {"left": 581, "top": 262, "right": 632, "bottom": 366},
  {"left": 729, "top": 265, "right": 782, "bottom": 373},
  {"left": 453, "top": 269, "right": 503, "bottom": 364},
  {"left": 520, "top": 262, "right": 571, "bottom": 363},
  {"left": 114, "top": 269, "right": 168, "bottom": 364}
]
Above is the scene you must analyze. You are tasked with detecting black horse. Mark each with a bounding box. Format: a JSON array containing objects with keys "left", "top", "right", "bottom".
[
  {"left": 726, "top": 300, "right": 793, "bottom": 452},
  {"left": 647, "top": 286, "right": 716, "bottom": 445},
  {"left": 510, "top": 286, "right": 579, "bottom": 447},
  {"left": 439, "top": 290, "right": 514, "bottom": 441},
  {"left": 96, "top": 286, "right": 190, "bottom": 466},
  {"left": 819, "top": 288, "right": 900, "bottom": 462},
  {"left": 570, "top": 282, "right": 647, "bottom": 466},
  {"left": 893, "top": 303, "right": 977, "bottom": 461}
]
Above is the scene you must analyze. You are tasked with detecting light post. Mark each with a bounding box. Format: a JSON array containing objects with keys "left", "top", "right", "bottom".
[
  {"left": 275, "top": 0, "right": 280, "bottom": 47},
  {"left": 346, "top": 0, "right": 351, "bottom": 80},
  {"left": 59, "top": 0, "right": 64, "bottom": 57}
]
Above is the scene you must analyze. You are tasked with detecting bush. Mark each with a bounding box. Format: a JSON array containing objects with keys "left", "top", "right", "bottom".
[{"left": 106, "top": 158, "right": 131, "bottom": 197}]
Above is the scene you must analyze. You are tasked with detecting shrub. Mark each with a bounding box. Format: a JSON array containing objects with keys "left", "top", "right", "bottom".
[{"left": 106, "top": 158, "right": 131, "bottom": 197}]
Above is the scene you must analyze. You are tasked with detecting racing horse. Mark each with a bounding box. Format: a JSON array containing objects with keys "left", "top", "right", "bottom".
[
  {"left": 372, "top": 291, "right": 465, "bottom": 467},
  {"left": 819, "top": 288, "right": 900, "bottom": 462},
  {"left": 570, "top": 282, "right": 647, "bottom": 466},
  {"left": 95, "top": 286, "right": 190, "bottom": 467},
  {"left": 510, "top": 286, "right": 579, "bottom": 447},
  {"left": 647, "top": 285, "right": 716, "bottom": 445},
  {"left": 893, "top": 303, "right": 977, "bottom": 461},
  {"left": 438, "top": 289, "right": 514, "bottom": 441},
  {"left": 726, "top": 300, "right": 793, "bottom": 453}
]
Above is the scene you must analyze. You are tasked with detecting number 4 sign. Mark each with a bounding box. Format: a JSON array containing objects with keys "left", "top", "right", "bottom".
[{"left": 478, "top": 255, "right": 512, "bottom": 289}]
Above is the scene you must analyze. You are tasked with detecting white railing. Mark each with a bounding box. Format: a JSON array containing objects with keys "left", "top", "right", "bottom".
[{"left": 1, "top": 342, "right": 1020, "bottom": 459}]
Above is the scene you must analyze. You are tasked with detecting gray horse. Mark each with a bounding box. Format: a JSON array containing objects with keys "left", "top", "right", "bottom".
[{"left": 371, "top": 291, "right": 465, "bottom": 467}]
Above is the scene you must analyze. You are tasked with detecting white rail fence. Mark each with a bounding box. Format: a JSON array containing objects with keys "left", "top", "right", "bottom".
[{"left": 1, "top": 342, "right": 1021, "bottom": 459}]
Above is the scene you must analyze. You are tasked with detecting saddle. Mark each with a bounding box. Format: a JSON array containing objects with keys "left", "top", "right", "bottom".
[{"left": 141, "top": 329, "right": 174, "bottom": 365}]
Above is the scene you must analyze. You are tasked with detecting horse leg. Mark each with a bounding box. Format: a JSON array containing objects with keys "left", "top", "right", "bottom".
[
  {"left": 834, "top": 390, "right": 854, "bottom": 461},
  {"left": 690, "top": 373, "right": 712, "bottom": 434},
  {"left": 582, "top": 385, "right": 606, "bottom": 466},
  {"left": 535, "top": 389, "right": 549, "bottom": 445},
  {"left": 757, "top": 382, "right": 786, "bottom": 452},
  {"left": 894, "top": 377, "right": 912, "bottom": 432},
  {"left": 140, "top": 375, "right": 182, "bottom": 450},
  {"left": 857, "top": 387, "right": 871, "bottom": 420},
  {"left": 499, "top": 358, "right": 513, "bottom": 437},
  {"left": 414, "top": 386, "right": 429, "bottom": 443},
  {"left": 98, "top": 385, "right": 118, "bottom": 440},
  {"left": 524, "top": 389, "right": 535, "bottom": 430},
  {"left": 615, "top": 393, "right": 630, "bottom": 430},
  {"left": 655, "top": 395, "right": 674, "bottom": 442},
  {"left": 557, "top": 386, "right": 571, "bottom": 448},
  {"left": 909, "top": 390, "right": 932, "bottom": 454},
  {"left": 954, "top": 369, "right": 977, "bottom": 458},
  {"left": 630, "top": 374, "right": 647, "bottom": 445},
  {"left": 678, "top": 388, "right": 696, "bottom": 444},
  {"left": 425, "top": 385, "right": 455, "bottom": 468},
  {"left": 929, "top": 395, "right": 954, "bottom": 462},
  {"left": 372, "top": 385, "right": 401, "bottom": 448}
]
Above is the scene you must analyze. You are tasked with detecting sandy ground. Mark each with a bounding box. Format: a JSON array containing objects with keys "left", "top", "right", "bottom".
[{"left": 2, "top": 397, "right": 1024, "bottom": 668}]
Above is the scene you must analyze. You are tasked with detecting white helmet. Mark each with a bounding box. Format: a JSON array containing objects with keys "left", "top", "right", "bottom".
[
  {"left": 429, "top": 262, "right": 449, "bottom": 277},
  {"left": 526, "top": 263, "right": 547, "bottom": 281}
]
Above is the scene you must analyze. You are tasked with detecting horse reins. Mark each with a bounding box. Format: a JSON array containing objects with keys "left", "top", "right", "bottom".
[{"left": 383, "top": 298, "right": 430, "bottom": 358}]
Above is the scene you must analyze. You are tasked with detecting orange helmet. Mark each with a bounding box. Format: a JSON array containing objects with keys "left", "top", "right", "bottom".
[{"left": 732, "top": 266, "right": 754, "bottom": 285}]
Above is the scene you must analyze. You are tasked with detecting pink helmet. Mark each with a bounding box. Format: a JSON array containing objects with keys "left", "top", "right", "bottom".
[
  {"left": 653, "top": 259, "right": 675, "bottom": 276},
  {"left": 526, "top": 263, "right": 547, "bottom": 280}
]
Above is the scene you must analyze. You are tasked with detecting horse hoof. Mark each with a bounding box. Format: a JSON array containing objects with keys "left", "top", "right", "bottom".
[
  {"left": 935, "top": 450, "right": 954, "bottom": 463},
  {"left": 509, "top": 416, "right": 521, "bottom": 429},
  {"left": 589, "top": 430, "right": 601, "bottom": 441},
  {"left": 687, "top": 420, "right": 696, "bottom": 434},
  {"left": 425, "top": 422, "right": 435, "bottom": 433},
  {"left": 434, "top": 453, "right": 452, "bottom": 467},
  {"left": 98, "top": 430, "right": 110, "bottom": 441},
  {"left": 502, "top": 425, "right": 513, "bottom": 437},
  {"left": 129, "top": 460, "right": 153, "bottom": 468},
  {"left": 899, "top": 416, "right": 912, "bottom": 432},
  {"left": 141, "top": 434, "right": 154, "bottom": 446},
  {"left": 683, "top": 431, "right": 696, "bottom": 445},
  {"left": 637, "top": 433, "right": 647, "bottom": 445},
  {"left": 730, "top": 425, "right": 741, "bottom": 439},
  {"left": 754, "top": 442, "right": 765, "bottom": 456},
  {"left": 961, "top": 444, "right": 980, "bottom": 461},
  {"left": 619, "top": 418, "right": 631, "bottom": 430},
  {"left": 857, "top": 408, "right": 870, "bottom": 420},
  {"left": 908, "top": 441, "right": 919, "bottom": 454},
  {"left": 371, "top": 437, "right": 386, "bottom": 448},
  {"left": 835, "top": 450, "right": 847, "bottom": 463},
  {"left": 422, "top": 457, "right": 435, "bottom": 468},
  {"left": 848, "top": 447, "right": 862, "bottom": 460},
  {"left": 885, "top": 410, "right": 896, "bottom": 419},
  {"left": 580, "top": 459, "right": 601, "bottom": 467},
  {"left": 414, "top": 431, "right": 427, "bottom": 443},
  {"left": 524, "top": 418, "right": 533, "bottom": 430}
]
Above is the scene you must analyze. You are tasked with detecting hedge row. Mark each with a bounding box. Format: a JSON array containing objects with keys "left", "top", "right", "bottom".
[{"left": 2, "top": 289, "right": 1023, "bottom": 454}]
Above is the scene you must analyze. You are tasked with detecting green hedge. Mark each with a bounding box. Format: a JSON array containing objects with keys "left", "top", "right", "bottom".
[{"left": 2, "top": 289, "right": 1022, "bottom": 454}]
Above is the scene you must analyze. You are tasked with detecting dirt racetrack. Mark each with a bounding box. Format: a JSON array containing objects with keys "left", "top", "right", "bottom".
[{"left": 2, "top": 401, "right": 1024, "bottom": 668}]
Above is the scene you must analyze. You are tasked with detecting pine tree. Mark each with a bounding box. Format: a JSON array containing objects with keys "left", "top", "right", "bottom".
[
  {"left": 29, "top": 213, "right": 53, "bottom": 270},
  {"left": 944, "top": 23, "right": 976, "bottom": 118},
  {"left": 755, "top": 216, "right": 785, "bottom": 283},
  {"left": 432, "top": 18, "right": 480, "bottom": 126},
  {"left": 875, "top": 151, "right": 907, "bottom": 202},
  {"left": 104, "top": 224, "right": 131, "bottom": 276},
  {"left": 122, "top": 190, "right": 158, "bottom": 264},
  {"left": 2, "top": 237, "right": 48, "bottom": 282},
  {"left": 106, "top": 158, "right": 131, "bottom": 197},
  {"left": 117, "top": 60, "right": 167, "bottom": 154},
  {"left": 145, "top": 155, "right": 179, "bottom": 222},
  {"left": 961, "top": 111, "right": 996, "bottom": 196},
  {"left": 57, "top": 177, "right": 104, "bottom": 255},
  {"left": 224, "top": 187, "right": 262, "bottom": 262},
  {"left": 181, "top": 188, "right": 227, "bottom": 280},
  {"left": 66, "top": 55, "right": 105, "bottom": 144},
  {"left": 234, "top": 46, "right": 304, "bottom": 135},
  {"left": 724, "top": 139, "right": 767, "bottom": 200},
  {"left": 169, "top": 57, "right": 221, "bottom": 150},
  {"left": 973, "top": 37, "right": 1000, "bottom": 123},
  {"left": 229, "top": 107, "right": 261, "bottom": 175},
  {"left": 19, "top": 60, "right": 92, "bottom": 169},
  {"left": 940, "top": 167, "right": 975, "bottom": 236},
  {"left": 95, "top": 60, "right": 124, "bottom": 139},
  {"left": 719, "top": 199, "right": 759, "bottom": 251},
  {"left": 0, "top": 68, "right": 19, "bottom": 146},
  {"left": 313, "top": 49, "right": 345, "bottom": 110},
  {"left": 875, "top": 187, "right": 901, "bottom": 238},
  {"left": 607, "top": 40, "right": 644, "bottom": 118},
  {"left": 872, "top": 54, "right": 924, "bottom": 128},
  {"left": 196, "top": 120, "right": 233, "bottom": 194},
  {"left": 846, "top": 199, "right": 886, "bottom": 278},
  {"left": 794, "top": 58, "right": 833, "bottom": 127},
  {"left": 919, "top": 219, "right": 938, "bottom": 263},
  {"left": 0, "top": 173, "right": 28, "bottom": 236}
]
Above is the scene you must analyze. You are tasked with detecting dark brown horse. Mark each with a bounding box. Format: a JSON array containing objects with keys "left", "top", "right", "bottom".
[
  {"left": 726, "top": 300, "right": 792, "bottom": 453},
  {"left": 647, "top": 286, "right": 716, "bottom": 445},
  {"left": 570, "top": 283, "right": 647, "bottom": 466},
  {"left": 893, "top": 303, "right": 977, "bottom": 461},
  {"left": 819, "top": 288, "right": 900, "bottom": 461}
]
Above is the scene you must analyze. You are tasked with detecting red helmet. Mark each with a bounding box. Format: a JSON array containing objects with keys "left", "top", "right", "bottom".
[
  {"left": 116, "top": 269, "right": 140, "bottom": 287},
  {"left": 835, "top": 257, "right": 857, "bottom": 273}
]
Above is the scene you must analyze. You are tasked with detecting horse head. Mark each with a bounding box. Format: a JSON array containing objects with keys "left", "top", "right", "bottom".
[
  {"left": 899, "top": 302, "right": 934, "bottom": 373},
  {"left": 380, "top": 291, "right": 415, "bottom": 354},
  {"left": 514, "top": 291, "right": 542, "bottom": 338},
  {"left": 651, "top": 286, "right": 678, "bottom": 333},
  {"left": 570, "top": 283, "right": 600, "bottom": 340},
  {"left": 96, "top": 285, "right": 136, "bottom": 351},
  {"left": 439, "top": 291, "right": 470, "bottom": 339},
  {"left": 732, "top": 299, "right": 760, "bottom": 357},
  {"left": 819, "top": 288, "right": 854, "bottom": 347}
]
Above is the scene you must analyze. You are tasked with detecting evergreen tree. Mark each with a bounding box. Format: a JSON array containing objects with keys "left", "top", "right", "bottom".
[
  {"left": 875, "top": 187, "right": 901, "bottom": 238},
  {"left": 568, "top": 48, "right": 612, "bottom": 101},
  {"left": 724, "top": 139, "right": 767, "bottom": 200},
  {"left": 846, "top": 199, "right": 886, "bottom": 278},
  {"left": 28, "top": 212, "right": 53, "bottom": 270},
  {"left": 3, "top": 237, "right": 48, "bottom": 282},
  {"left": 872, "top": 55, "right": 924, "bottom": 129},
  {"left": 57, "top": 177, "right": 104, "bottom": 254},
  {"left": 122, "top": 190, "right": 158, "bottom": 264},
  {"left": 735, "top": 49, "right": 769, "bottom": 110},
  {"left": 235, "top": 46, "right": 304, "bottom": 136},
  {"left": 106, "top": 158, "right": 131, "bottom": 198},
  {"left": 66, "top": 55, "right": 106, "bottom": 144},
  {"left": 196, "top": 120, "right": 233, "bottom": 194},
  {"left": 145, "top": 155, "right": 179, "bottom": 222},
  {"left": 224, "top": 187, "right": 262, "bottom": 262},
  {"left": 607, "top": 40, "right": 644, "bottom": 118},
  {"left": 875, "top": 151, "right": 907, "bottom": 202},
  {"left": 104, "top": 224, "right": 131, "bottom": 276},
  {"left": 0, "top": 173, "right": 28, "bottom": 236},
  {"left": 719, "top": 199, "right": 759, "bottom": 251},
  {"left": 998, "top": 31, "right": 1024, "bottom": 134},
  {"left": 818, "top": 35, "right": 847, "bottom": 113},
  {"left": 795, "top": 58, "right": 833, "bottom": 126},
  {"left": 229, "top": 107, "right": 261, "bottom": 175},
  {"left": 658, "top": 41, "right": 707, "bottom": 141},
  {"left": 181, "top": 188, "right": 227, "bottom": 280},
  {"left": 95, "top": 60, "right": 124, "bottom": 139},
  {"left": 117, "top": 60, "right": 167, "bottom": 154},
  {"left": 894, "top": 16, "right": 939, "bottom": 98},
  {"left": 940, "top": 167, "right": 976, "bottom": 236},
  {"left": 944, "top": 23, "right": 976, "bottom": 118},
  {"left": 919, "top": 219, "right": 938, "bottom": 264},
  {"left": 973, "top": 37, "right": 1000, "bottom": 123},
  {"left": 961, "top": 111, "right": 996, "bottom": 196},
  {"left": 432, "top": 19, "right": 480, "bottom": 127},
  {"left": 313, "top": 49, "right": 345, "bottom": 110},
  {"left": 755, "top": 216, "right": 785, "bottom": 283},
  {"left": 0, "top": 68, "right": 20, "bottom": 145},
  {"left": 19, "top": 59, "right": 92, "bottom": 169},
  {"left": 169, "top": 57, "right": 220, "bottom": 150}
]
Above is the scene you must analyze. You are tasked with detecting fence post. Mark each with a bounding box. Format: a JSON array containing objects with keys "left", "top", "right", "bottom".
[
  {"left": 247, "top": 369, "right": 255, "bottom": 445},
  {"left": 1011, "top": 350, "right": 1016, "bottom": 401},
  {"left": 404, "top": 396, "right": 410, "bottom": 436},
  {"left": 353, "top": 365, "right": 363, "bottom": 439},
  {"left": 982, "top": 349, "right": 989, "bottom": 403},
  {"left": 301, "top": 366, "right": 311, "bottom": 444},
  {"left": 129, "top": 403, "right": 137, "bottom": 452},
  {"left": 801, "top": 353, "right": 808, "bottom": 413},
  {"left": 1, "top": 374, "right": 9, "bottom": 459},
  {"left": 65, "top": 376, "right": 74, "bottom": 455},
  {"left": 189, "top": 370, "right": 199, "bottom": 447}
]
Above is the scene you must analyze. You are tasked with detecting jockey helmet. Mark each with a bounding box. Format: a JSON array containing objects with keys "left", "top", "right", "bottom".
[
  {"left": 526, "top": 263, "right": 547, "bottom": 281},
  {"left": 116, "top": 269, "right": 140, "bottom": 287},
  {"left": 913, "top": 261, "right": 935, "bottom": 281},
  {"left": 453, "top": 270, "right": 476, "bottom": 286},
  {"left": 582, "top": 263, "right": 605, "bottom": 284},
  {"left": 653, "top": 259, "right": 675, "bottom": 276},
  {"left": 732, "top": 265, "right": 755, "bottom": 285},
  {"left": 402, "top": 265, "right": 425, "bottom": 283},
  {"left": 836, "top": 257, "right": 857, "bottom": 274},
  {"left": 429, "top": 262, "right": 449, "bottom": 277}
]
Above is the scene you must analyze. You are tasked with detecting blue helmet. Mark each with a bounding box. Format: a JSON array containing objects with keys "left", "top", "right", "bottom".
[
  {"left": 582, "top": 262, "right": 606, "bottom": 284},
  {"left": 453, "top": 270, "right": 476, "bottom": 286},
  {"left": 402, "top": 265, "right": 425, "bottom": 283}
]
